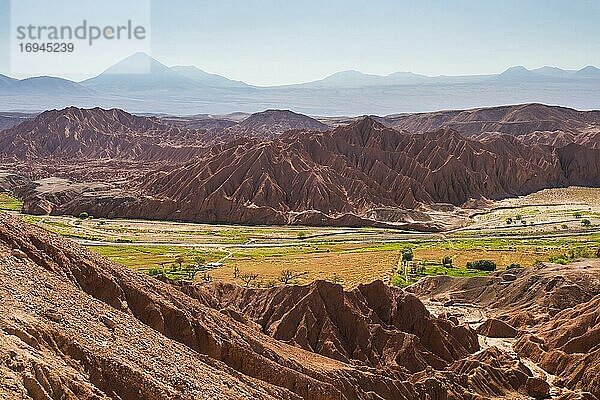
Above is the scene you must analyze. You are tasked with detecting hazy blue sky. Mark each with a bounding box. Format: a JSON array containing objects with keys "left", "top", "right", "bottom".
[{"left": 1, "top": 0, "right": 600, "bottom": 85}]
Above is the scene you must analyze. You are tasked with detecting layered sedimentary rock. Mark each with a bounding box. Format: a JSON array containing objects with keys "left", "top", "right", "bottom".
[
  {"left": 409, "top": 260, "right": 600, "bottom": 398},
  {"left": 185, "top": 280, "right": 479, "bottom": 371},
  {"left": 382, "top": 103, "right": 600, "bottom": 148},
  {"left": 408, "top": 260, "right": 600, "bottom": 327},
  {"left": 225, "top": 109, "right": 329, "bottom": 139}
]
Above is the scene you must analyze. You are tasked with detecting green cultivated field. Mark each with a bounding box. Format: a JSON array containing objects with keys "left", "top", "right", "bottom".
[
  {"left": 0, "top": 193, "right": 23, "bottom": 211},
  {"left": 14, "top": 187, "right": 600, "bottom": 288}
]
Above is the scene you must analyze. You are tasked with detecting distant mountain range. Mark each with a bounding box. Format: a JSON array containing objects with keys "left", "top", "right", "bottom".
[
  {"left": 81, "top": 53, "right": 250, "bottom": 93},
  {"left": 2, "top": 103, "right": 599, "bottom": 228},
  {"left": 1, "top": 52, "right": 599, "bottom": 115}
]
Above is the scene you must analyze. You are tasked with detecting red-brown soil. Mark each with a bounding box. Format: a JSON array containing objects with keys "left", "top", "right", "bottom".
[
  {"left": 49, "top": 116, "right": 600, "bottom": 228},
  {"left": 226, "top": 109, "right": 329, "bottom": 139},
  {"left": 514, "top": 293, "right": 600, "bottom": 398},
  {"left": 0, "top": 107, "right": 209, "bottom": 162},
  {"left": 184, "top": 280, "right": 479, "bottom": 371}
]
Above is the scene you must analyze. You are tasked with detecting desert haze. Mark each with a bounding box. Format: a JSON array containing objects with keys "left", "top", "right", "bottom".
[{"left": 1, "top": 53, "right": 600, "bottom": 114}]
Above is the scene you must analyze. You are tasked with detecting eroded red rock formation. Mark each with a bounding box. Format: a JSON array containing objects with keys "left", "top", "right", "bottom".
[
  {"left": 0, "top": 212, "right": 552, "bottom": 399},
  {"left": 1, "top": 106, "right": 599, "bottom": 228}
]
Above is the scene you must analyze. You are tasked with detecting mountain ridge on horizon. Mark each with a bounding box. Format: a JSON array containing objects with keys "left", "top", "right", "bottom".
[
  {"left": 1, "top": 52, "right": 600, "bottom": 115},
  {"left": 2, "top": 52, "right": 599, "bottom": 88}
]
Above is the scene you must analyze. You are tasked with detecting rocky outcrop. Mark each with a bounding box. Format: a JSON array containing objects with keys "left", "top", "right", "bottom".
[
  {"left": 55, "top": 116, "right": 598, "bottom": 227},
  {"left": 0, "top": 106, "right": 209, "bottom": 162},
  {"left": 447, "top": 347, "right": 532, "bottom": 397},
  {"left": 188, "top": 280, "right": 479, "bottom": 371},
  {"left": 226, "top": 109, "right": 329, "bottom": 139},
  {"left": 514, "top": 293, "right": 600, "bottom": 398},
  {"left": 408, "top": 260, "right": 600, "bottom": 327},
  {"left": 525, "top": 378, "right": 551, "bottom": 399},
  {"left": 2, "top": 105, "right": 600, "bottom": 228},
  {"left": 0, "top": 213, "right": 298, "bottom": 400},
  {"left": 409, "top": 260, "right": 600, "bottom": 398},
  {"left": 476, "top": 318, "right": 518, "bottom": 338}
]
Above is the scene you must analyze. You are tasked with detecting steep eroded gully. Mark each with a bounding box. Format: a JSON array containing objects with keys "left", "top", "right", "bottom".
[{"left": 418, "top": 266, "right": 600, "bottom": 399}]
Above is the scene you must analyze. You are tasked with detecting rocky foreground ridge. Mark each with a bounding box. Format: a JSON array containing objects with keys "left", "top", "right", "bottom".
[{"left": 2, "top": 212, "right": 593, "bottom": 399}]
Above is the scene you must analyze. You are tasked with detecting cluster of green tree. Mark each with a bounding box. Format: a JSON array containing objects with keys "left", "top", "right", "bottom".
[
  {"left": 466, "top": 259, "right": 497, "bottom": 271},
  {"left": 147, "top": 255, "right": 209, "bottom": 281},
  {"left": 505, "top": 214, "right": 532, "bottom": 226}
]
